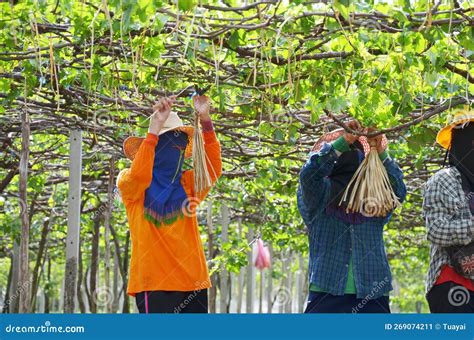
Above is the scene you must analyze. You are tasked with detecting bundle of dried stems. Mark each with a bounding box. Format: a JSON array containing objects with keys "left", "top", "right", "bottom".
[
  {"left": 340, "top": 143, "right": 401, "bottom": 217},
  {"left": 192, "top": 112, "right": 213, "bottom": 193}
]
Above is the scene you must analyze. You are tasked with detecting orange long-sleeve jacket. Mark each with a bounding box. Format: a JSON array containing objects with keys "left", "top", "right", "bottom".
[{"left": 118, "top": 129, "right": 222, "bottom": 296}]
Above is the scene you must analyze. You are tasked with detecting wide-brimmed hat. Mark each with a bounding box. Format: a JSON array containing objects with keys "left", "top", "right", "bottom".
[
  {"left": 123, "top": 112, "right": 194, "bottom": 161},
  {"left": 312, "top": 128, "right": 388, "bottom": 155},
  {"left": 436, "top": 106, "right": 474, "bottom": 149}
]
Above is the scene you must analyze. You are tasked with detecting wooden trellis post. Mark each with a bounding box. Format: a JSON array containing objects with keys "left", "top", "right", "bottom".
[
  {"left": 8, "top": 242, "right": 20, "bottom": 313},
  {"left": 392, "top": 279, "right": 401, "bottom": 313},
  {"left": 63, "top": 130, "right": 82, "bottom": 313},
  {"left": 279, "top": 251, "right": 292, "bottom": 313},
  {"left": 285, "top": 252, "right": 292, "bottom": 313},
  {"left": 112, "top": 251, "right": 120, "bottom": 313},
  {"left": 103, "top": 157, "right": 115, "bottom": 312},
  {"left": 266, "top": 244, "right": 273, "bottom": 314},
  {"left": 236, "top": 218, "right": 244, "bottom": 313},
  {"left": 18, "top": 110, "right": 30, "bottom": 313},
  {"left": 219, "top": 204, "right": 229, "bottom": 313},
  {"left": 246, "top": 228, "right": 255, "bottom": 313},
  {"left": 258, "top": 270, "right": 264, "bottom": 313}
]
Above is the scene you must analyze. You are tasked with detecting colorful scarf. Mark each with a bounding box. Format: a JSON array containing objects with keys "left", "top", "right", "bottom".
[{"left": 144, "top": 130, "right": 188, "bottom": 227}]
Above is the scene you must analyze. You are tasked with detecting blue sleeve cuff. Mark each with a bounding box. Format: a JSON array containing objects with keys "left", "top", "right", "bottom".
[{"left": 309, "top": 142, "right": 338, "bottom": 164}]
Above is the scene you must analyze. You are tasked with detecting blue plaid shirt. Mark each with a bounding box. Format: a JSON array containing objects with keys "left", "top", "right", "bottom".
[{"left": 297, "top": 142, "right": 406, "bottom": 299}]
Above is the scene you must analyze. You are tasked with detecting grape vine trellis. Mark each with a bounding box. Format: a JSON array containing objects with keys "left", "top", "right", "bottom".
[{"left": 0, "top": 0, "right": 473, "bottom": 313}]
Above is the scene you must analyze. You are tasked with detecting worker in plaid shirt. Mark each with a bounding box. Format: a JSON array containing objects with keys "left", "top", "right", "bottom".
[
  {"left": 423, "top": 107, "right": 474, "bottom": 313},
  {"left": 297, "top": 121, "right": 406, "bottom": 313}
]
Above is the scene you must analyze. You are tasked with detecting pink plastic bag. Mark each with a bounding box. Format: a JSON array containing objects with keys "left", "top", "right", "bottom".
[{"left": 253, "top": 239, "right": 271, "bottom": 270}]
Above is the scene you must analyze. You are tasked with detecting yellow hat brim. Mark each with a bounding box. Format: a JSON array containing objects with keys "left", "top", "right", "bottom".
[
  {"left": 123, "top": 126, "right": 194, "bottom": 161},
  {"left": 436, "top": 113, "right": 474, "bottom": 149}
]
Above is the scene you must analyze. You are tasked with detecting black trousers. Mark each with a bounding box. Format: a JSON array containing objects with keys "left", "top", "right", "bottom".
[
  {"left": 427, "top": 282, "right": 474, "bottom": 313},
  {"left": 304, "top": 292, "right": 390, "bottom": 313},
  {"left": 135, "top": 289, "right": 208, "bottom": 313}
]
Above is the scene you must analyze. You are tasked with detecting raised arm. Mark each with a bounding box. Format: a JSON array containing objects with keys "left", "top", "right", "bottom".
[
  {"left": 368, "top": 131, "right": 407, "bottom": 205},
  {"left": 298, "top": 120, "right": 361, "bottom": 220},
  {"left": 297, "top": 143, "right": 337, "bottom": 219},
  {"left": 201, "top": 120, "right": 222, "bottom": 185},
  {"left": 423, "top": 172, "right": 474, "bottom": 247},
  {"left": 182, "top": 122, "right": 222, "bottom": 201},
  {"left": 118, "top": 96, "right": 175, "bottom": 203},
  {"left": 181, "top": 95, "right": 222, "bottom": 202}
]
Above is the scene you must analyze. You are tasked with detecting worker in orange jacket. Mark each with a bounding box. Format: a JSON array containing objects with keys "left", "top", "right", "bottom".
[{"left": 118, "top": 95, "right": 222, "bottom": 313}]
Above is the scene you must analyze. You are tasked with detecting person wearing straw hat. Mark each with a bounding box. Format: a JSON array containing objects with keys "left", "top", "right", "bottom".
[
  {"left": 117, "top": 95, "right": 222, "bottom": 313},
  {"left": 423, "top": 106, "right": 474, "bottom": 313},
  {"left": 297, "top": 120, "right": 406, "bottom": 313}
]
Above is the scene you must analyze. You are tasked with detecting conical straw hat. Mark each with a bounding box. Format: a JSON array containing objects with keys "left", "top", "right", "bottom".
[
  {"left": 436, "top": 106, "right": 474, "bottom": 149},
  {"left": 312, "top": 128, "right": 387, "bottom": 155},
  {"left": 123, "top": 112, "right": 194, "bottom": 160}
]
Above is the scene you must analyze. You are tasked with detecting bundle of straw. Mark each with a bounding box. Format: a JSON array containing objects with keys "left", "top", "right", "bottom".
[
  {"left": 340, "top": 142, "right": 401, "bottom": 217},
  {"left": 192, "top": 112, "right": 213, "bottom": 193}
]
